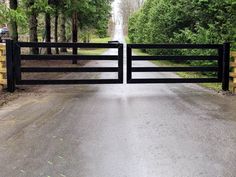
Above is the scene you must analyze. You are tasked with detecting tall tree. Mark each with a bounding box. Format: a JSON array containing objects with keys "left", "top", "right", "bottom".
[
  {"left": 27, "top": 0, "right": 39, "bottom": 54},
  {"left": 9, "top": 0, "right": 18, "bottom": 41},
  {"left": 59, "top": 12, "right": 67, "bottom": 52},
  {"left": 54, "top": 7, "right": 59, "bottom": 54},
  {"left": 72, "top": 0, "right": 78, "bottom": 64},
  {"left": 45, "top": 0, "right": 52, "bottom": 54}
]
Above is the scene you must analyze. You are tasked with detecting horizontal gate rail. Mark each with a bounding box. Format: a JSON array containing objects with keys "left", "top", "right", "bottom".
[
  {"left": 132, "top": 56, "right": 219, "bottom": 61},
  {"left": 132, "top": 67, "right": 218, "bottom": 72},
  {"left": 18, "top": 79, "right": 121, "bottom": 85},
  {"left": 21, "top": 67, "right": 119, "bottom": 72},
  {"left": 20, "top": 55, "right": 118, "bottom": 61},
  {"left": 128, "top": 44, "right": 222, "bottom": 49},
  {"left": 128, "top": 78, "right": 219, "bottom": 84},
  {"left": 127, "top": 43, "right": 230, "bottom": 91},
  {"left": 6, "top": 40, "right": 123, "bottom": 92},
  {"left": 17, "top": 42, "right": 120, "bottom": 48}
]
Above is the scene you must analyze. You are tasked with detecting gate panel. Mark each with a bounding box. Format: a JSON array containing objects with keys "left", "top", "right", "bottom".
[
  {"left": 127, "top": 43, "right": 230, "bottom": 91},
  {"left": 6, "top": 40, "right": 123, "bottom": 92}
]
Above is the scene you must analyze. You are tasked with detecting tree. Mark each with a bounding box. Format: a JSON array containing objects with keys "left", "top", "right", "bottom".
[
  {"left": 0, "top": 1, "right": 26, "bottom": 41},
  {"left": 23, "top": 0, "right": 51, "bottom": 54},
  {"left": 128, "top": 0, "right": 236, "bottom": 72},
  {"left": 53, "top": 0, "right": 60, "bottom": 54},
  {"left": 59, "top": 12, "right": 67, "bottom": 52},
  {"left": 120, "top": 0, "right": 144, "bottom": 34},
  {"left": 27, "top": 0, "right": 39, "bottom": 54},
  {"left": 45, "top": 0, "right": 52, "bottom": 54},
  {"left": 129, "top": 0, "right": 235, "bottom": 45},
  {"left": 9, "top": 0, "right": 18, "bottom": 41}
]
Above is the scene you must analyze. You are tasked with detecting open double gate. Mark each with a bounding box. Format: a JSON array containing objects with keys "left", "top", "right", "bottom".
[{"left": 6, "top": 40, "right": 230, "bottom": 92}]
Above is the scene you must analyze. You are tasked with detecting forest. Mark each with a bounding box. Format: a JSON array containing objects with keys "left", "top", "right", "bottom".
[
  {"left": 0, "top": 0, "right": 112, "bottom": 54},
  {"left": 128, "top": 0, "right": 236, "bottom": 50}
]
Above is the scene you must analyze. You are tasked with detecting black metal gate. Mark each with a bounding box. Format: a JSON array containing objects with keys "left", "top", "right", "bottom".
[
  {"left": 6, "top": 40, "right": 123, "bottom": 92},
  {"left": 127, "top": 43, "right": 230, "bottom": 91}
]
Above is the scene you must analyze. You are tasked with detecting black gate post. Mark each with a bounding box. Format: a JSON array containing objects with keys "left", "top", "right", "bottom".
[
  {"left": 72, "top": 45, "right": 78, "bottom": 64},
  {"left": 118, "top": 44, "right": 123, "bottom": 83},
  {"left": 222, "top": 42, "right": 230, "bottom": 91},
  {"left": 6, "top": 40, "right": 15, "bottom": 92},
  {"left": 127, "top": 45, "right": 132, "bottom": 83}
]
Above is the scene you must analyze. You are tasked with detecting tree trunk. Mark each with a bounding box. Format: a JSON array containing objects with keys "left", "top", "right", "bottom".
[
  {"left": 9, "top": 0, "right": 18, "bottom": 41},
  {"left": 72, "top": 11, "right": 78, "bottom": 64},
  {"left": 59, "top": 13, "right": 67, "bottom": 53},
  {"left": 45, "top": 12, "right": 52, "bottom": 54},
  {"left": 54, "top": 10, "right": 59, "bottom": 54},
  {"left": 28, "top": 0, "right": 39, "bottom": 54}
]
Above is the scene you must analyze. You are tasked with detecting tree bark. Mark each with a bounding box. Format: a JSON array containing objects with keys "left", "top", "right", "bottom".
[
  {"left": 9, "top": 0, "right": 18, "bottom": 41},
  {"left": 28, "top": 0, "right": 39, "bottom": 54},
  {"left": 54, "top": 10, "right": 59, "bottom": 54},
  {"left": 45, "top": 12, "right": 52, "bottom": 54},
  {"left": 59, "top": 13, "right": 67, "bottom": 52}
]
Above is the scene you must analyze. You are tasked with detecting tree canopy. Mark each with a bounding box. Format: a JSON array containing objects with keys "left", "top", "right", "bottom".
[{"left": 0, "top": 0, "right": 112, "bottom": 41}]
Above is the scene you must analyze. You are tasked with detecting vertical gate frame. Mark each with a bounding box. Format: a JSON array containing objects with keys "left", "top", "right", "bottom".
[
  {"left": 6, "top": 40, "right": 15, "bottom": 92},
  {"left": 222, "top": 42, "right": 230, "bottom": 91}
]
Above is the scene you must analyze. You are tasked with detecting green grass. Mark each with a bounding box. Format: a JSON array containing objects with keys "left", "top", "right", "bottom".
[
  {"left": 79, "top": 36, "right": 112, "bottom": 55},
  {"left": 154, "top": 60, "right": 222, "bottom": 91},
  {"left": 125, "top": 36, "right": 130, "bottom": 43},
  {"left": 90, "top": 36, "right": 112, "bottom": 43},
  {"left": 125, "top": 36, "right": 223, "bottom": 91},
  {"left": 79, "top": 48, "right": 108, "bottom": 55}
]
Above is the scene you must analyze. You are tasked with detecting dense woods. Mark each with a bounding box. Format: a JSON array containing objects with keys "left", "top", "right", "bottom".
[
  {"left": 128, "top": 0, "right": 236, "bottom": 49},
  {"left": 0, "top": 0, "right": 112, "bottom": 54}
]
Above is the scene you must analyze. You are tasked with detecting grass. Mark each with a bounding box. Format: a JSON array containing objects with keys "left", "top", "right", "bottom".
[
  {"left": 79, "top": 36, "right": 112, "bottom": 55},
  {"left": 90, "top": 36, "right": 112, "bottom": 43},
  {"left": 125, "top": 36, "right": 225, "bottom": 91}
]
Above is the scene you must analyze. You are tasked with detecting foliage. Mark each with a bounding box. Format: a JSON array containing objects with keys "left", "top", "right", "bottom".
[
  {"left": 129, "top": 0, "right": 236, "bottom": 46},
  {"left": 0, "top": 3, "right": 27, "bottom": 25},
  {"left": 63, "top": 0, "right": 112, "bottom": 37},
  {"left": 128, "top": 0, "right": 236, "bottom": 76},
  {"left": 0, "top": 0, "right": 112, "bottom": 40}
]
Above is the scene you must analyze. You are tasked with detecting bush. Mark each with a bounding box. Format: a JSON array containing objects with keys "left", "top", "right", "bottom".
[{"left": 128, "top": 0, "right": 236, "bottom": 76}]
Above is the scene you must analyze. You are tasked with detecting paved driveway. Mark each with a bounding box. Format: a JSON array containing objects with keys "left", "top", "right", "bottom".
[{"left": 0, "top": 24, "right": 236, "bottom": 177}]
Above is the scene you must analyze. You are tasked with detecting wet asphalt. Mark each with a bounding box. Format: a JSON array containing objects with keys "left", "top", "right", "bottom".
[{"left": 0, "top": 24, "right": 236, "bottom": 177}]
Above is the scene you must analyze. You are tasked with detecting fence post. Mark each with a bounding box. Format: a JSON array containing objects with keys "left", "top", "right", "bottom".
[
  {"left": 6, "top": 40, "right": 15, "bottom": 92},
  {"left": 222, "top": 42, "right": 230, "bottom": 91}
]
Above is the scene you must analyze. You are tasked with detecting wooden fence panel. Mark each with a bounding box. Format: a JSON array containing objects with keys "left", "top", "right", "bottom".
[
  {"left": 230, "top": 51, "right": 236, "bottom": 93},
  {"left": 0, "top": 44, "right": 6, "bottom": 89}
]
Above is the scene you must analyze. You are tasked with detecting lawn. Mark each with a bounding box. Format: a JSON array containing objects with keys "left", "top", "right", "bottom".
[{"left": 79, "top": 36, "right": 112, "bottom": 55}]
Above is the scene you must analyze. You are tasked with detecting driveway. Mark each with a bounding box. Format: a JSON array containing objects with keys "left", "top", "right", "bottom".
[{"left": 0, "top": 24, "right": 236, "bottom": 177}]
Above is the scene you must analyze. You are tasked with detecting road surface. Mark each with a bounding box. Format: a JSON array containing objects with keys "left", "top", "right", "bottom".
[{"left": 0, "top": 23, "right": 236, "bottom": 177}]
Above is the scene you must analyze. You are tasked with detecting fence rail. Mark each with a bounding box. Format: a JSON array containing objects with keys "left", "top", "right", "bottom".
[
  {"left": 230, "top": 51, "right": 236, "bottom": 93},
  {"left": 0, "top": 44, "right": 6, "bottom": 89}
]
